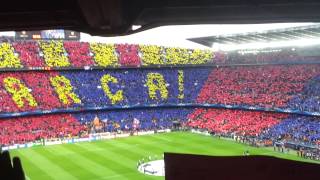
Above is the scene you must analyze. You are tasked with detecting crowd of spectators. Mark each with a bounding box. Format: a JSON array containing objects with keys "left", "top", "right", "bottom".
[
  {"left": 0, "top": 43, "right": 22, "bottom": 68},
  {"left": 62, "top": 68, "right": 211, "bottom": 107},
  {"left": 0, "top": 41, "right": 214, "bottom": 69},
  {"left": 116, "top": 44, "right": 141, "bottom": 66},
  {"left": 0, "top": 65, "right": 317, "bottom": 115},
  {"left": 197, "top": 65, "right": 320, "bottom": 110},
  {"left": 0, "top": 68, "right": 211, "bottom": 113},
  {"left": 63, "top": 41, "right": 95, "bottom": 67},
  {"left": 2, "top": 106, "right": 319, "bottom": 148},
  {"left": 0, "top": 114, "right": 86, "bottom": 146},
  {"left": 186, "top": 108, "right": 320, "bottom": 149},
  {"left": 76, "top": 108, "right": 191, "bottom": 133},
  {"left": 261, "top": 115, "right": 320, "bottom": 146},
  {"left": 225, "top": 49, "right": 301, "bottom": 64},
  {"left": 0, "top": 41, "right": 319, "bottom": 151},
  {"left": 224, "top": 47, "right": 320, "bottom": 64},
  {"left": 287, "top": 75, "right": 320, "bottom": 112},
  {"left": 12, "top": 41, "right": 45, "bottom": 67},
  {"left": 297, "top": 147, "right": 320, "bottom": 161},
  {"left": 0, "top": 108, "right": 191, "bottom": 146},
  {"left": 39, "top": 41, "right": 70, "bottom": 67},
  {"left": 187, "top": 108, "right": 287, "bottom": 136},
  {"left": 186, "top": 107, "right": 320, "bottom": 147},
  {"left": 0, "top": 71, "right": 71, "bottom": 112},
  {"left": 1, "top": 40, "right": 320, "bottom": 70}
]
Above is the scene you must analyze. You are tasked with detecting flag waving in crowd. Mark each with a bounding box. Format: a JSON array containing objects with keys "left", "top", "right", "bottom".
[{"left": 133, "top": 118, "right": 140, "bottom": 130}]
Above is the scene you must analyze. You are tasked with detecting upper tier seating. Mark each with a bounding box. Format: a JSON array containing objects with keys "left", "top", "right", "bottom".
[
  {"left": 0, "top": 65, "right": 318, "bottom": 115},
  {"left": 197, "top": 65, "right": 320, "bottom": 109},
  {"left": 0, "top": 40, "right": 319, "bottom": 70},
  {"left": 0, "top": 41, "right": 214, "bottom": 69},
  {"left": 0, "top": 41, "right": 319, "bottom": 147},
  {"left": 0, "top": 68, "right": 210, "bottom": 113}
]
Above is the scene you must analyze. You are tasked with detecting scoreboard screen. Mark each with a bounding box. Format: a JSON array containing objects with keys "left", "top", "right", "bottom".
[
  {"left": 15, "top": 30, "right": 80, "bottom": 40},
  {"left": 41, "top": 30, "right": 65, "bottom": 39}
]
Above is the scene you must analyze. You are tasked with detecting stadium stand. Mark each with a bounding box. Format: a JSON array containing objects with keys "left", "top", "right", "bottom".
[
  {"left": 116, "top": 44, "right": 141, "bottom": 66},
  {"left": 75, "top": 108, "right": 191, "bottom": 132},
  {"left": 0, "top": 64, "right": 318, "bottom": 114},
  {"left": 0, "top": 68, "right": 211, "bottom": 113},
  {"left": 12, "top": 41, "right": 45, "bottom": 67},
  {"left": 287, "top": 75, "right": 320, "bottom": 112},
  {"left": 0, "top": 108, "right": 191, "bottom": 146},
  {"left": 63, "top": 41, "right": 95, "bottom": 67},
  {"left": 261, "top": 115, "right": 320, "bottom": 146},
  {"left": 187, "top": 109, "right": 320, "bottom": 146},
  {"left": 1, "top": 41, "right": 320, "bottom": 70},
  {"left": 0, "top": 40, "right": 320, "bottom": 149},
  {"left": 187, "top": 108, "right": 288, "bottom": 136},
  {"left": 225, "top": 48, "right": 320, "bottom": 64},
  {"left": 0, "top": 114, "right": 86, "bottom": 146},
  {"left": 197, "top": 65, "right": 320, "bottom": 109},
  {"left": 0, "top": 41, "right": 214, "bottom": 69}
]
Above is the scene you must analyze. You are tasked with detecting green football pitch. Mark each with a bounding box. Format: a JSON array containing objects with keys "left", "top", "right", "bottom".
[{"left": 10, "top": 132, "right": 319, "bottom": 180}]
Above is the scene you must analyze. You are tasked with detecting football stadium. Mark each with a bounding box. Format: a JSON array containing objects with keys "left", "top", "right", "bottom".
[{"left": 1, "top": 23, "right": 320, "bottom": 180}]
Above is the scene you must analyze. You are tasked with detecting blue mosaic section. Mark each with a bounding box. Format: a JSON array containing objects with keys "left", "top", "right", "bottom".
[
  {"left": 60, "top": 68, "right": 212, "bottom": 108},
  {"left": 262, "top": 115, "right": 320, "bottom": 145},
  {"left": 73, "top": 108, "right": 192, "bottom": 131},
  {"left": 288, "top": 75, "right": 320, "bottom": 112}
]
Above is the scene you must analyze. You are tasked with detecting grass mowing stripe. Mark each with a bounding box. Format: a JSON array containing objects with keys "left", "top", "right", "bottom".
[
  {"left": 173, "top": 133, "right": 265, "bottom": 155},
  {"left": 172, "top": 133, "right": 252, "bottom": 152},
  {"left": 127, "top": 135, "right": 203, "bottom": 158},
  {"left": 80, "top": 143, "right": 137, "bottom": 166},
  {"left": 142, "top": 135, "right": 200, "bottom": 153},
  {"left": 127, "top": 137, "right": 166, "bottom": 155},
  {"left": 167, "top": 133, "right": 242, "bottom": 155},
  {"left": 98, "top": 138, "right": 169, "bottom": 167},
  {"left": 56, "top": 144, "right": 122, "bottom": 179},
  {"left": 66, "top": 143, "right": 133, "bottom": 180},
  {"left": 74, "top": 142, "right": 159, "bottom": 180},
  {"left": 162, "top": 135, "right": 215, "bottom": 154},
  {"left": 18, "top": 148, "right": 78, "bottom": 180},
  {"left": 38, "top": 146, "right": 102, "bottom": 180},
  {"left": 90, "top": 142, "right": 145, "bottom": 162},
  {"left": 11, "top": 150, "right": 54, "bottom": 180},
  {"left": 98, "top": 138, "right": 161, "bottom": 158},
  {"left": 10, "top": 132, "right": 320, "bottom": 180},
  {"left": 148, "top": 134, "right": 214, "bottom": 154},
  {"left": 58, "top": 144, "right": 140, "bottom": 179},
  {"left": 37, "top": 148, "right": 86, "bottom": 179},
  {"left": 132, "top": 134, "right": 213, "bottom": 156}
]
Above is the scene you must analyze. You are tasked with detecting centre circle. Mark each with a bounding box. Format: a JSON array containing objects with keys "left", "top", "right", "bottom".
[{"left": 137, "top": 160, "right": 165, "bottom": 176}]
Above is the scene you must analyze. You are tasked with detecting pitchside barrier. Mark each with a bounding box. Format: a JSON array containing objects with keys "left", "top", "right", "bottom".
[{"left": 1, "top": 129, "right": 171, "bottom": 151}]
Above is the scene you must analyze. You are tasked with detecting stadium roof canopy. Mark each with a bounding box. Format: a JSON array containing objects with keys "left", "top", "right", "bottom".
[
  {"left": 188, "top": 24, "right": 320, "bottom": 50},
  {"left": 2, "top": 0, "right": 320, "bottom": 36}
]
